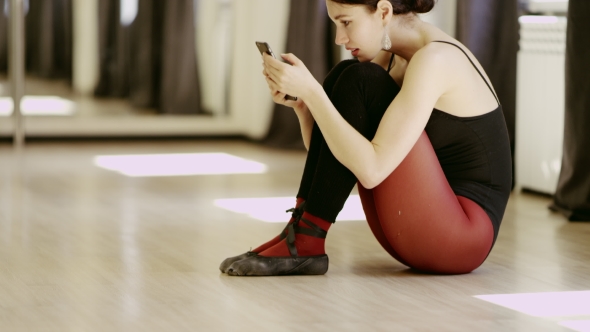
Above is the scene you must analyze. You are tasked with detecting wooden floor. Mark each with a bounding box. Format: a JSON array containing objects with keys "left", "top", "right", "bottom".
[{"left": 0, "top": 139, "right": 589, "bottom": 331}]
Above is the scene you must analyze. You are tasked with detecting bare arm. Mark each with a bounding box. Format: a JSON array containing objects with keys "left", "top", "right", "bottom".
[
  {"left": 295, "top": 49, "right": 447, "bottom": 188},
  {"left": 293, "top": 104, "right": 314, "bottom": 151}
]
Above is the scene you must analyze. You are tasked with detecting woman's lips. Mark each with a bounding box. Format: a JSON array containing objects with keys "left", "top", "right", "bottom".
[{"left": 351, "top": 48, "right": 359, "bottom": 57}]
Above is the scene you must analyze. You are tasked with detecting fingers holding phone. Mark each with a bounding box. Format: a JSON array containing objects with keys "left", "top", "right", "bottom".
[{"left": 256, "top": 41, "right": 298, "bottom": 101}]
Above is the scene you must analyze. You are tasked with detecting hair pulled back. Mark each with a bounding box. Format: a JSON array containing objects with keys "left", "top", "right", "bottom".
[{"left": 330, "top": 0, "right": 436, "bottom": 15}]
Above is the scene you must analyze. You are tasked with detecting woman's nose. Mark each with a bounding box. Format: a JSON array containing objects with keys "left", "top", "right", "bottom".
[{"left": 335, "top": 30, "right": 348, "bottom": 46}]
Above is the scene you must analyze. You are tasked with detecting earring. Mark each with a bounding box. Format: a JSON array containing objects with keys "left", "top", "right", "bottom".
[{"left": 382, "top": 30, "right": 392, "bottom": 50}]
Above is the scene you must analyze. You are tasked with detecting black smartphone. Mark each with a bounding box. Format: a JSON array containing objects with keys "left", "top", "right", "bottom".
[{"left": 255, "top": 41, "right": 298, "bottom": 101}]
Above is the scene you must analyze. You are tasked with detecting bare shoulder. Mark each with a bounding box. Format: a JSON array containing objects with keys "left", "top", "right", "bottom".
[
  {"left": 404, "top": 43, "right": 451, "bottom": 81},
  {"left": 411, "top": 42, "right": 458, "bottom": 70},
  {"left": 403, "top": 42, "right": 461, "bottom": 91}
]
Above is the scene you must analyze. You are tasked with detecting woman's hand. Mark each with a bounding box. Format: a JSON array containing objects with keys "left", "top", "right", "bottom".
[
  {"left": 265, "top": 81, "right": 305, "bottom": 109},
  {"left": 262, "top": 53, "right": 319, "bottom": 102}
]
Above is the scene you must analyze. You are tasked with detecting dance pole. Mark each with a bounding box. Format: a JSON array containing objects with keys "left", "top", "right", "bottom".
[{"left": 9, "top": 0, "right": 25, "bottom": 148}]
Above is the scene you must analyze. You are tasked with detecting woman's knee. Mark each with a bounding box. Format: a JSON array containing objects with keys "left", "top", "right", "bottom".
[
  {"left": 323, "top": 59, "right": 359, "bottom": 96},
  {"left": 332, "top": 62, "right": 399, "bottom": 101}
]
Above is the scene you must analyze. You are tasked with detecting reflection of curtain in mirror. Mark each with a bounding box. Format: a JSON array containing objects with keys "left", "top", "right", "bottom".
[
  {"left": 0, "top": 0, "right": 6, "bottom": 73},
  {"left": 262, "top": 0, "right": 335, "bottom": 149},
  {"left": 0, "top": 0, "right": 72, "bottom": 79},
  {"left": 551, "top": 0, "right": 590, "bottom": 221},
  {"left": 95, "top": 0, "right": 202, "bottom": 114},
  {"left": 195, "top": 0, "right": 232, "bottom": 116},
  {"left": 456, "top": 0, "right": 518, "bottom": 188}
]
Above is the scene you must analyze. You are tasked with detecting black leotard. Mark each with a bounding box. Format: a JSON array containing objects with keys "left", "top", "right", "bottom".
[{"left": 422, "top": 41, "right": 512, "bottom": 242}]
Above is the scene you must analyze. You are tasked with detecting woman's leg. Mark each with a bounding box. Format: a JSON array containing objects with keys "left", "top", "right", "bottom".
[
  {"left": 296, "top": 59, "right": 360, "bottom": 201},
  {"left": 226, "top": 62, "right": 400, "bottom": 275},
  {"left": 221, "top": 59, "right": 363, "bottom": 267},
  {"left": 358, "top": 132, "right": 494, "bottom": 274},
  {"left": 301, "top": 61, "right": 401, "bottom": 221},
  {"left": 256, "top": 61, "right": 399, "bottom": 259},
  {"left": 251, "top": 60, "right": 362, "bottom": 252}
]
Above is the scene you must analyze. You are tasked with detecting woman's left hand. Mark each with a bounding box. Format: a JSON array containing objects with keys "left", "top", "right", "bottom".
[{"left": 262, "top": 53, "right": 318, "bottom": 101}]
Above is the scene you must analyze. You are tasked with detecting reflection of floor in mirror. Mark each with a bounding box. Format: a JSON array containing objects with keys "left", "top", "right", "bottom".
[
  {"left": 0, "top": 76, "right": 156, "bottom": 118},
  {"left": 0, "top": 138, "right": 589, "bottom": 331},
  {"left": 0, "top": 76, "right": 226, "bottom": 138}
]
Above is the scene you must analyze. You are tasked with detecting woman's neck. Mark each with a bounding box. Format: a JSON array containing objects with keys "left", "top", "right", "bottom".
[{"left": 387, "top": 17, "right": 436, "bottom": 61}]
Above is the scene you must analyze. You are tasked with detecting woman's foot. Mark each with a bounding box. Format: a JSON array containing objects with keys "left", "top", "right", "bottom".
[
  {"left": 226, "top": 212, "right": 332, "bottom": 276},
  {"left": 219, "top": 198, "right": 306, "bottom": 273}
]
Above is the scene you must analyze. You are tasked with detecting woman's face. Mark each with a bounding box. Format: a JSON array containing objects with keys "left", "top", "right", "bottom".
[{"left": 327, "top": 1, "right": 385, "bottom": 62}]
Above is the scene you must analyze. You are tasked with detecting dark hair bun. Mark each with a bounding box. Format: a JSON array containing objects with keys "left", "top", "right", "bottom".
[
  {"left": 399, "top": 0, "right": 436, "bottom": 14},
  {"left": 407, "top": 0, "right": 435, "bottom": 14},
  {"left": 330, "top": 0, "right": 436, "bottom": 15}
]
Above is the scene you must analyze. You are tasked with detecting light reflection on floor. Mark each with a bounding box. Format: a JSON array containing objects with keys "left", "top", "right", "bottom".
[
  {"left": 214, "top": 195, "right": 366, "bottom": 222},
  {"left": 475, "top": 291, "right": 590, "bottom": 317},
  {"left": 476, "top": 291, "right": 590, "bottom": 331},
  {"left": 559, "top": 320, "right": 590, "bottom": 332},
  {"left": 0, "top": 96, "right": 76, "bottom": 116},
  {"left": 94, "top": 153, "right": 267, "bottom": 177}
]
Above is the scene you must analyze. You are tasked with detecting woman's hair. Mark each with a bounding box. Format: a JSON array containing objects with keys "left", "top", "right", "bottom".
[{"left": 329, "top": 0, "right": 436, "bottom": 15}]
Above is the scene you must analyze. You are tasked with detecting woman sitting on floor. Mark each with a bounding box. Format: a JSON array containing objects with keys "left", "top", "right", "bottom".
[{"left": 220, "top": 0, "right": 512, "bottom": 276}]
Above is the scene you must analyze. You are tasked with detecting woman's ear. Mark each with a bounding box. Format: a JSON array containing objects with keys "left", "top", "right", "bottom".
[{"left": 376, "top": 0, "right": 393, "bottom": 24}]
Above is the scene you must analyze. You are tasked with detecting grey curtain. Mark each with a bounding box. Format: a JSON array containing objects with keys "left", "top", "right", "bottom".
[
  {"left": 262, "top": 0, "right": 335, "bottom": 149},
  {"left": 0, "top": 0, "right": 73, "bottom": 79},
  {"left": 95, "top": 0, "right": 202, "bottom": 114},
  {"left": 94, "top": 0, "right": 129, "bottom": 97},
  {"left": 456, "top": 0, "right": 518, "bottom": 189},
  {"left": 0, "top": 0, "right": 6, "bottom": 73},
  {"left": 550, "top": 0, "right": 590, "bottom": 221}
]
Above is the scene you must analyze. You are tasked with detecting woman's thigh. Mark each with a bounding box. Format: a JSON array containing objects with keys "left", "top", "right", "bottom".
[{"left": 358, "top": 132, "right": 494, "bottom": 274}]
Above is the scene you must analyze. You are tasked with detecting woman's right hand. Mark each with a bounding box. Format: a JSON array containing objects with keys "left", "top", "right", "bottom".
[
  {"left": 263, "top": 67, "right": 305, "bottom": 109},
  {"left": 270, "top": 90, "right": 305, "bottom": 109}
]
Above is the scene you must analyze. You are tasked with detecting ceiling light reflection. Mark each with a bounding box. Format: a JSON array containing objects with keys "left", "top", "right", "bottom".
[
  {"left": 214, "top": 195, "right": 366, "bottom": 222},
  {"left": 475, "top": 291, "right": 590, "bottom": 317},
  {"left": 94, "top": 153, "right": 267, "bottom": 177}
]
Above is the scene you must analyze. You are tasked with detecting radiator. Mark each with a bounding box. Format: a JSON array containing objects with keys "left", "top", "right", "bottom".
[{"left": 515, "top": 15, "right": 567, "bottom": 195}]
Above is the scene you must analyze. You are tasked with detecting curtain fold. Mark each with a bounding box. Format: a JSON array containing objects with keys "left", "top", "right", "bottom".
[
  {"left": 456, "top": 0, "right": 518, "bottom": 189},
  {"left": 26, "top": 0, "right": 73, "bottom": 79},
  {"left": 262, "top": 0, "right": 335, "bottom": 149},
  {"left": 158, "top": 0, "right": 201, "bottom": 114},
  {"left": 550, "top": 0, "right": 590, "bottom": 221},
  {"left": 95, "top": 0, "right": 202, "bottom": 114},
  {"left": 0, "top": 0, "right": 7, "bottom": 73},
  {"left": 0, "top": 0, "right": 73, "bottom": 79},
  {"left": 94, "top": 0, "right": 129, "bottom": 97},
  {"left": 128, "top": 0, "right": 163, "bottom": 108}
]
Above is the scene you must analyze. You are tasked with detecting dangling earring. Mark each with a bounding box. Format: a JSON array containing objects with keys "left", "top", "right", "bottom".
[{"left": 382, "top": 30, "right": 392, "bottom": 50}]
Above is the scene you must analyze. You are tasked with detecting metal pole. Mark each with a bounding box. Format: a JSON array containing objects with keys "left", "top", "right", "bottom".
[{"left": 9, "top": 0, "right": 25, "bottom": 148}]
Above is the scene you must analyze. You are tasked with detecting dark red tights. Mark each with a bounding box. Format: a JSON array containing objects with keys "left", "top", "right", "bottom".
[
  {"left": 256, "top": 60, "right": 494, "bottom": 274},
  {"left": 358, "top": 132, "right": 494, "bottom": 274}
]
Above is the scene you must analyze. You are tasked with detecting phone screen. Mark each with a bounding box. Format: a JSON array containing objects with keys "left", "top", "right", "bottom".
[{"left": 255, "top": 41, "right": 276, "bottom": 58}]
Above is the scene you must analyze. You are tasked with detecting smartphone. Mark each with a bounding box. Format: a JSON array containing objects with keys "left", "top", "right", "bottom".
[{"left": 255, "top": 41, "right": 298, "bottom": 101}]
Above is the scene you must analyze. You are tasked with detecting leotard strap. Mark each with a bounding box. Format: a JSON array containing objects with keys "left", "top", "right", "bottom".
[{"left": 432, "top": 40, "right": 500, "bottom": 106}]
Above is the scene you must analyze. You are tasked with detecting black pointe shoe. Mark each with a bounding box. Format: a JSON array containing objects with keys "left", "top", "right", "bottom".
[
  {"left": 226, "top": 254, "right": 329, "bottom": 276},
  {"left": 219, "top": 251, "right": 258, "bottom": 273},
  {"left": 226, "top": 216, "right": 329, "bottom": 276},
  {"left": 219, "top": 204, "right": 306, "bottom": 274}
]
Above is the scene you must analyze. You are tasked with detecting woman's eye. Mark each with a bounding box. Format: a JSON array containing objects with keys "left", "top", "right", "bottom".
[{"left": 342, "top": 21, "right": 350, "bottom": 27}]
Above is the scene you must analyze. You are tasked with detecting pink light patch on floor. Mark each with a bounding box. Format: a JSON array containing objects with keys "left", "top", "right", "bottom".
[{"left": 475, "top": 291, "right": 590, "bottom": 317}]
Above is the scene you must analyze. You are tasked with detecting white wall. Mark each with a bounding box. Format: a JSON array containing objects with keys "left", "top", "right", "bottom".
[
  {"left": 420, "top": 0, "right": 457, "bottom": 37},
  {"left": 196, "top": 0, "right": 233, "bottom": 116},
  {"left": 72, "top": 0, "right": 99, "bottom": 95},
  {"left": 228, "top": 0, "right": 290, "bottom": 139}
]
